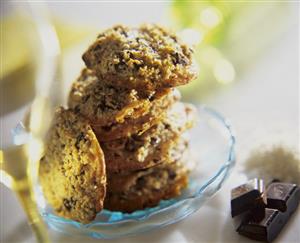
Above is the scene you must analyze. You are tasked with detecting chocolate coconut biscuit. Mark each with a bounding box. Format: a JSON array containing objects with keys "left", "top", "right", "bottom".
[
  {"left": 92, "top": 88, "right": 180, "bottom": 141},
  {"left": 82, "top": 24, "right": 198, "bottom": 92},
  {"left": 102, "top": 102, "right": 196, "bottom": 172},
  {"left": 39, "top": 107, "right": 106, "bottom": 224},
  {"left": 104, "top": 160, "right": 189, "bottom": 212},
  {"left": 68, "top": 68, "right": 159, "bottom": 126}
]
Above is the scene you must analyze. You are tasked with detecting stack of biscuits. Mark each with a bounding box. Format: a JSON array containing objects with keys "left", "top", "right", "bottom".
[{"left": 39, "top": 24, "right": 198, "bottom": 223}]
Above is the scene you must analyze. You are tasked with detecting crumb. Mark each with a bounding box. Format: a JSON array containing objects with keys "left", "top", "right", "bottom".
[{"left": 244, "top": 145, "right": 300, "bottom": 184}]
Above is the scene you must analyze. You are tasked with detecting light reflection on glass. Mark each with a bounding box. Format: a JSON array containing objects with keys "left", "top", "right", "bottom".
[{"left": 0, "top": 169, "right": 14, "bottom": 189}]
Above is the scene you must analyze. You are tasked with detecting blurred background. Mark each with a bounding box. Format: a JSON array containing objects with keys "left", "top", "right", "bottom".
[
  {"left": 1, "top": 1, "right": 299, "bottom": 242},
  {"left": 1, "top": 1, "right": 296, "bottom": 115}
]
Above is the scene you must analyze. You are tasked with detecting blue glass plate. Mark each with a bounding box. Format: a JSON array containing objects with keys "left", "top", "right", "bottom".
[{"left": 35, "top": 105, "right": 236, "bottom": 239}]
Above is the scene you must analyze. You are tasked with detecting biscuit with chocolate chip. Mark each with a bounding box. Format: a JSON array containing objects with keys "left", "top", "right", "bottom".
[
  {"left": 82, "top": 24, "right": 198, "bottom": 92},
  {"left": 92, "top": 88, "right": 180, "bottom": 141},
  {"left": 68, "top": 68, "right": 156, "bottom": 126},
  {"left": 104, "top": 160, "right": 189, "bottom": 212},
  {"left": 39, "top": 107, "right": 106, "bottom": 224},
  {"left": 102, "top": 102, "right": 196, "bottom": 172}
]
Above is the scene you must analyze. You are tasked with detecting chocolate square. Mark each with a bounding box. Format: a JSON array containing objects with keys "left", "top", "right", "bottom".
[
  {"left": 267, "top": 182, "right": 300, "bottom": 213},
  {"left": 231, "top": 178, "right": 266, "bottom": 217},
  {"left": 237, "top": 208, "right": 287, "bottom": 242}
]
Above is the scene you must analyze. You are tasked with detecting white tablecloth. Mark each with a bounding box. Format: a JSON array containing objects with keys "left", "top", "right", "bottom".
[{"left": 1, "top": 12, "right": 299, "bottom": 243}]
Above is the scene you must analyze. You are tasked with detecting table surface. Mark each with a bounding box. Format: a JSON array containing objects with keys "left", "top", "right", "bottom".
[{"left": 1, "top": 12, "right": 299, "bottom": 243}]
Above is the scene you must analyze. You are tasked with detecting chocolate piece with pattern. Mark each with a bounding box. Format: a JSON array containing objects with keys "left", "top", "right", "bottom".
[{"left": 231, "top": 178, "right": 267, "bottom": 218}]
